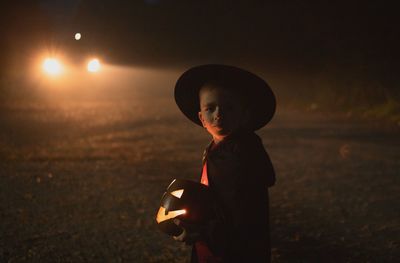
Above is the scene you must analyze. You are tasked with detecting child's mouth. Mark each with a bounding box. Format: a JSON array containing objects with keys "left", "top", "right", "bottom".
[{"left": 213, "top": 124, "right": 225, "bottom": 131}]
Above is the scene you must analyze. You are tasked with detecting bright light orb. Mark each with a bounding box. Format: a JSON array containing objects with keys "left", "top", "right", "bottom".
[
  {"left": 87, "top": 59, "right": 100, "bottom": 73},
  {"left": 75, "top": 33, "right": 81, "bottom": 40},
  {"left": 43, "top": 58, "right": 62, "bottom": 76}
]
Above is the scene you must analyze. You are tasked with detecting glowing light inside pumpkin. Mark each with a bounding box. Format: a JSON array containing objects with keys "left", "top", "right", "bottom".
[
  {"left": 156, "top": 207, "right": 186, "bottom": 223},
  {"left": 170, "top": 189, "right": 184, "bottom": 198}
]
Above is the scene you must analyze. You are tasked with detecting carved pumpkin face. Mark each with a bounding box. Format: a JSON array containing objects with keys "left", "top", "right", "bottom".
[{"left": 156, "top": 179, "right": 213, "bottom": 236}]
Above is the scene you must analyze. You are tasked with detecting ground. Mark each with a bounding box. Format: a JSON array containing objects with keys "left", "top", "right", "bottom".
[{"left": 0, "top": 77, "right": 399, "bottom": 262}]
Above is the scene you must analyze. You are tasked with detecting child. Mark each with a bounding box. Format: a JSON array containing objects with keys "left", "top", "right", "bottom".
[{"left": 173, "top": 64, "right": 276, "bottom": 263}]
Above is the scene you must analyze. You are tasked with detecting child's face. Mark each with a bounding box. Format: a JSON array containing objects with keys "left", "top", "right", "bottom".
[{"left": 198, "top": 84, "right": 247, "bottom": 143}]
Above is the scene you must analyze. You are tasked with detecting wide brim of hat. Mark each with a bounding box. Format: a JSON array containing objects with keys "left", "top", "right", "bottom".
[{"left": 174, "top": 64, "right": 276, "bottom": 131}]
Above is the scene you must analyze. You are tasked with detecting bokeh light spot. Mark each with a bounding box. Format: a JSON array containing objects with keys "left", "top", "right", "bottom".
[
  {"left": 87, "top": 59, "right": 101, "bottom": 73},
  {"left": 43, "top": 58, "right": 62, "bottom": 76}
]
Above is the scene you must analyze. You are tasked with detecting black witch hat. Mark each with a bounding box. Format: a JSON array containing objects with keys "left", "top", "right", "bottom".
[{"left": 174, "top": 64, "right": 276, "bottom": 131}]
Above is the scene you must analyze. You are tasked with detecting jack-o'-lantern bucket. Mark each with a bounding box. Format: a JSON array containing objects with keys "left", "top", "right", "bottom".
[{"left": 155, "top": 179, "right": 213, "bottom": 236}]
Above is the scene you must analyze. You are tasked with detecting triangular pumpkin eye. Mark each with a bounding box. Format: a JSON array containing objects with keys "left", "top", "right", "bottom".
[{"left": 170, "top": 189, "right": 184, "bottom": 198}]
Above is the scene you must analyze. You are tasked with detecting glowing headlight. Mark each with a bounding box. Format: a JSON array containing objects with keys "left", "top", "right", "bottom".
[
  {"left": 43, "top": 58, "right": 62, "bottom": 76},
  {"left": 87, "top": 59, "right": 100, "bottom": 73}
]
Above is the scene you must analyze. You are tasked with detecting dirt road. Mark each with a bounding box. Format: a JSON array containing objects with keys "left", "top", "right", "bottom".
[{"left": 0, "top": 85, "right": 399, "bottom": 262}]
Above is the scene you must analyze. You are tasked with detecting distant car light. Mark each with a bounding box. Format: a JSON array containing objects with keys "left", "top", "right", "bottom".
[
  {"left": 75, "top": 33, "right": 81, "bottom": 40},
  {"left": 87, "top": 59, "right": 100, "bottom": 73},
  {"left": 43, "top": 58, "right": 62, "bottom": 76}
]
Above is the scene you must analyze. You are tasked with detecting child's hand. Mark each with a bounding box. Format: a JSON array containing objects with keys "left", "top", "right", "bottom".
[{"left": 173, "top": 219, "right": 203, "bottom": 245}]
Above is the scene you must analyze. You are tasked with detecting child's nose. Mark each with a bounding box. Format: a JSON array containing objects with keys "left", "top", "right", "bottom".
[{"left": 214, "top": 107, "right": 223, "bottom": 120}]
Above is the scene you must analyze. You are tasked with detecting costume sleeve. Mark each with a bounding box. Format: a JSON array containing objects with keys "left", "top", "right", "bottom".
[
  {"left": 204, "top": 133, "right": 274, "bottom": 261},
  {"left": 246, "top": 134, "right": 276, "bottom": 187},
  {"left": 229, "top": 133, "right": 274, "bottom": 261}
]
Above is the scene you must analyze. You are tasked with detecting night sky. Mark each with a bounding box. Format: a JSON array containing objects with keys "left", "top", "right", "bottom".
[{"left": 2, "top": 1, "right": 399, "bottom": 70}]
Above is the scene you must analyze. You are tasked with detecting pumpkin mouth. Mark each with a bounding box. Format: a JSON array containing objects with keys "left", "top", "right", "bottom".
[
  {"left": 155, "top": 179, "right": 214, "bottom": 236},
  {"left": 156, "top": 206, "right": 186, "bottom": 223}
]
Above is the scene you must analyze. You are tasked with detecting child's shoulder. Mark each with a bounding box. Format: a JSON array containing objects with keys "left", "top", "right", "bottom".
[
  {"left": 217, "top": 131, "right": 262, "bottom": 154},
  {"left": 234, "top": 131, "right": 262, "bottom": 146}
]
